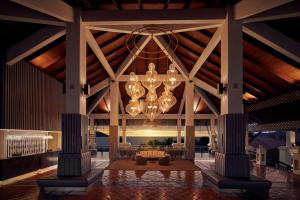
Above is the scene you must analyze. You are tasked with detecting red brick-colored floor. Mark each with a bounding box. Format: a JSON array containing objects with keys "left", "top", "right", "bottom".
[
  {"left": 63, "top": 170, "right": 239, "bottom": 200},
  {"left": 1, "top": 159, "right": 300, "bottom": 200}
]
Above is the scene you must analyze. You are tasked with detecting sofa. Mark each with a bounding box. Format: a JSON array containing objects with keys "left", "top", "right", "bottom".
[
  {"left": 137, "top": 150, "right": 166, "bottom": 159},
  {"left": 135, "top": 150, "right": 171, "bottom": 165}
]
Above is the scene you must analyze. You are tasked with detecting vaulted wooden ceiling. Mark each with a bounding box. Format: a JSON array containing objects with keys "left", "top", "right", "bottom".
[{"left": 1, "top": 0, "right": 300, "bottom": 118}]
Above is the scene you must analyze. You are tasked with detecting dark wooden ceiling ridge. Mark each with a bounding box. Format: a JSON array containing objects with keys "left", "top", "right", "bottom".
[
  {"left": 43, "top": 32, "right": 115, "bottom": 75},
  {"left": 179, "top": 31, "right": 291, "bottom": 90},
  {"left": 193, "top": 30, "right": 294, "bottom": 88},
  {"left": 183, "top": 31, "right": 291, "bottom": 88},
  {"left": 176, "top": 43, "right": 277, "bottom": 97},
  {"left": 99, "top": 34, "right": 127, "bottom": 53}
]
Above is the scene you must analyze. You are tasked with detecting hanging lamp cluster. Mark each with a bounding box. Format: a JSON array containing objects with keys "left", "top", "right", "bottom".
[
  {"left": 125, "top": 25, "right": 180, "bottom": 121},
  {"left": 125, "top": 62, "right": 180, "bottom": 121}
]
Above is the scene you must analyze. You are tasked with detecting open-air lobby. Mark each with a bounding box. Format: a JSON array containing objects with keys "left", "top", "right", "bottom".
[{"left": 1, "top": 0, "right": 300, "bottom": 199}]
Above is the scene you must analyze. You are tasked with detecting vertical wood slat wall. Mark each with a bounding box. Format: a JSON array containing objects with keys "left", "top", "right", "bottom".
[{"left": 0, "top": 60, "right": 65, "bottom": 131}]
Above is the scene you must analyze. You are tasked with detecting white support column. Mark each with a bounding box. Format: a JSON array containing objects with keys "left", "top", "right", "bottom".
[
  {"left": 58, "top": 8, "right": 91, "bottom": 177},
  {"left": 122, "top": 118, "right": 126, "bottom": 144},
  {"left": 109, "top": 81, "right": 119, "bottom": 162},
  {"left": 185, "top": 81, "right": 195, "bottom": 161},
  {"left": 177, "top": 118, "right": 182, "bottom": 144},
  {"left": 215, "top": 7, "right": 249, "bottom": 178},
  {"left": 220, "top": 11, "right": 243, "bottom": 115},
  {"left": 65, "top": 10, "right": 86, "bottom": 115}
]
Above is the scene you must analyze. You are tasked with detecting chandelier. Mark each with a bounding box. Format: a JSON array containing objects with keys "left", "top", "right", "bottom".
[
  {"left": 158, "top": 89, "right": 177, "bottom": 113},
  {"left": 163, "top": 63, "right": 181, "bottom": 91},
  {"left": 125, "top": 72, "right": 145, "bottom": 99},
  {"left": 125, "top": 26, "right": 180, "bottom": 121}
]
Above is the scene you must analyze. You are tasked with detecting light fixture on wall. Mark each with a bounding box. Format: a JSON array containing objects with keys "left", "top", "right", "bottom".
[
  {"left": 217, "top": 83, "right": 225, "bottom": 94},
  {"left": 82, "top": 83, "right": 90, "bottom": 95}
]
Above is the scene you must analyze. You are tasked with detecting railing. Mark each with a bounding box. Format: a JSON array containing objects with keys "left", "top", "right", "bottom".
[{"left": 276, "top": 160, "right": 293, "bottom": 171}]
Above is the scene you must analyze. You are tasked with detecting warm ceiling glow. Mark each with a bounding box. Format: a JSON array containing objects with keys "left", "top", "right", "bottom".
[{"left": 243, "top": 92, "right": 257, "bottom": 101}]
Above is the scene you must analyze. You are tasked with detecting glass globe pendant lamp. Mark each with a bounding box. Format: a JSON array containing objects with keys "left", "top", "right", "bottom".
[
  {"left": 142, "top": 63, "right": 162, "bottom": 90},
  {"left": 142, "top": 99, "right": 161, "bottom": 121},
  {"left": 163, "top": 63, "right": 181, "bottom": 91},
  {"left": 125, "top": 98, "right": 143, "bottom": 117},
  {"left": 125, "top": 72, "right": 145, "bottom": 99},
  {"left": 146, "top": 89, "right": 158, "bottom": 102},
  {"left": 158, "top": 89, "right": 177, "bottom": 113}
]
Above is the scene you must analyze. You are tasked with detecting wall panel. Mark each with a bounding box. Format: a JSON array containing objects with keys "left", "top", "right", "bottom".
[{"left": 0, "top": 60, "right": 65, "bottom": 131}]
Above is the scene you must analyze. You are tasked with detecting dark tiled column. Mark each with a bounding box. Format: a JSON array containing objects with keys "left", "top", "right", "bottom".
[
  {"left": 185, "top": 126, "right": 195, "bottom": 160},
  {"left": 215, "top": 114, "right": 249, "bottom": 178},
  {"left": 109, "top": 125, "right": 118, "bottom": 161},
  {"left": 58, "top": 113, "right": 91, "bottom": 176}
]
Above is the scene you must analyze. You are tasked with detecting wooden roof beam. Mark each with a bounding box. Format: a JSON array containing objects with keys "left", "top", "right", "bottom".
[
  {"left": 7, "top": 26, "right": 66, "bottom": 66},
  {"left": 242, "top": 1, "right": 300, "bottom": 23},
  {"left": 178, "top": 88, "right": 185, "bottom": 114},
  {"left": 193, "top": 77, "right": 221, "bottom": 99},
  {"left": 119, "top": 89, "right": 125, "bottom": 115},
  {"left": 153, "top": 35, "right": 189, "bottom": 80},
  {"left": 89, "top": 78, "right": 110, "bottom": 98},
  {"left": 243, "top": 22, "right": 300, "bottom": 63},
  {"left": 115, "top": 35, "right": 151, "bottom": 79},
  {"left": 87, "top": 87, "right": 109, "bottom": 115},
  {"left": 11, "top": 0, "right": 74, "bottom": 22},
  {"left": 87, "top": 24, "right": 220, "bottom": 35},
  {"left": 82, "top": 8, "right": 225, "bottom": 25},
  {"left": 86, "top": 29, "right": 116, "bottom": 80},
  {"left": 234, "top": 0, "right": 293, "bottom": 20},
  {"left": 189, "top": 28, "right": 221, "bottom": 79},
  {"left": 118, "top": 74, "right": 186, "bottom": 82},
  {"left": 91, "top": 113, "right": 217, "bottom": 120},
  {"left": 0, "top": 1, "right": 65, "bottom": 26},
  {"left": 195, "top": 86, "right": 220, "bottom": 116}
]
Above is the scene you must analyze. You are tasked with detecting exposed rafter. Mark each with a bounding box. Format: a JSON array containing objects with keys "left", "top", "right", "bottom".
[
  {"left": 0, "top": 1, "right": 65, "bottom": 26},
  {"left": 87, "top": 24, "right": 220, "bottom": 35},
  {"left": 89, "top": 78, "right": 110, "bottom": 98},
  {"left": 189, "top": 28, "right": 221, "bottom": 79},
  {"left": 246, "top": 89, "right": 300, "bottom": 112},
  {"left": 248, "top": 119, "right": 300, "bottom": 132},
  {"left": 11, "top": 0, "right": 74, "bottom": 22},
  {"left": 243, "top": 22, "right": 300, "bottom": 63},
  {"left": 234, "top": 0, "right": 293, "bottom": 20},
  {"left": 87, "top": 87, "right": 109, "bottom": 115},
  {"left": 242, "top": 1, "right": 300, "bottom": 23},
  {"left": 178, "top": 89, "right": 185, "bottom": 114},
  {"left": 86, "top": 29, "right": 116, "bottom": 80},
  {"left": 118, "top": 74, "right": 186, "bottom": 82},
  {"left": 7, "top": 26, "right": 66, "bottom": 66},
  {"left": 115, "top": 36, "right": 151, "bottom": 79},
  {"left": 82, "top": 8, "right": 225, "bottom": 25},
  {"left": 153, "top": 35, "right": 189, "bottom": 80},
  {"left": 91, "top": 113, "right": 217, "bottom": 120},
  {"left": 195, "top": 86, "right": 220, "bottom": 116},
  {"left": 193, "top": 77, "right": 221, "bottom": 99},
  {"left": 119, "top": 90, "right": 125, "bottom": 115}
]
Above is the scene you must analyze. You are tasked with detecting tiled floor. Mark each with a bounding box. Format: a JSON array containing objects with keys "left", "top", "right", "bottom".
[{"left": 0, "top": 155, "right": 300, "bottom": 200}]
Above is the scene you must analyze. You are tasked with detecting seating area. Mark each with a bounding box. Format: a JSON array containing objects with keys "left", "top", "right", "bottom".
[{"left": 135, "top": 150, "right": 171, "bottom": 165}]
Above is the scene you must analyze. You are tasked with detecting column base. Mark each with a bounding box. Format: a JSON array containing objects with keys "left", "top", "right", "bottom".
[
  {"left": 38, "top": 168, "right": 103, "bottom": 196},
  {"left": 215, "top": 152, "right": 250, "bottom": 178},
  {"left": 58, "top": 152, "right": 91, "bottom": 177},
  {"left": 201, "top": 169, "right": 271, "bottom": 200}
]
